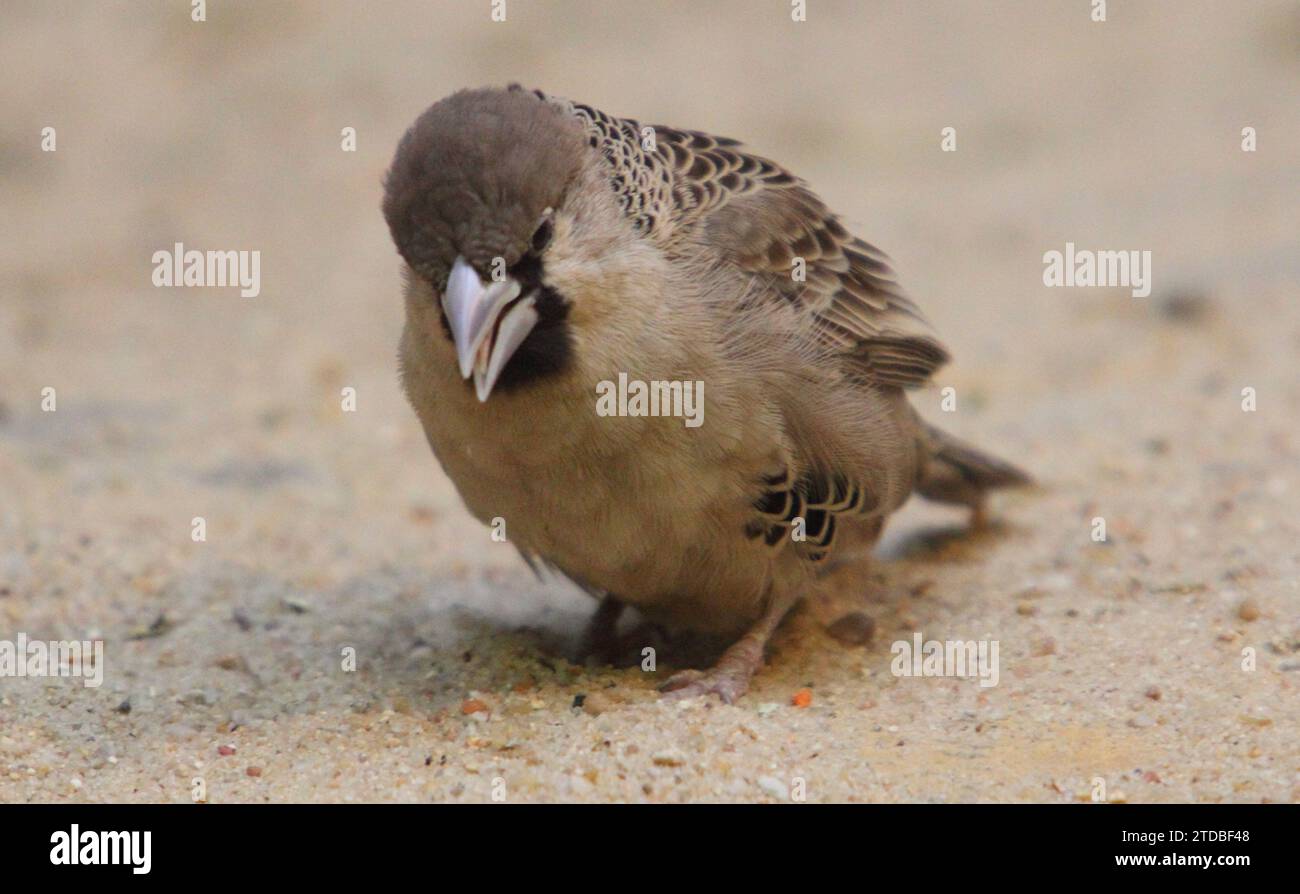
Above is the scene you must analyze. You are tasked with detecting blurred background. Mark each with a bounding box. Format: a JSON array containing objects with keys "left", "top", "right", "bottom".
[{"left": 1, "top": 1, "right": 1296, "bottom": 802}]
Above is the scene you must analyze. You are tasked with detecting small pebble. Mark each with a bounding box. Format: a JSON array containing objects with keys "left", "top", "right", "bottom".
[
  {"left": 581, "top": 693, "right": 611, "bottom": 716},
  {"left": 757, "top": 775, "right": 788, "bottom": 800},
  {"left": 214, "top": 654, "right": 249, "bottom": 672},
  {"left": 246, "top": 766, "right": 262, "bottom": 777},
  {"left": 1237, "top": 599, "right": 1260, "bottom": 622},
  {"left": 826, "top": 613, "right": 875, "bottom": 644},
  {"left": 756, "top": 702, "right": 780, "bottom": 718},
  {"left": 791, "top": 688, "right": 812, "bottom": 708},
  {"left": 217, "top": 745, "right": 236, "bottom": 756},
  {"left": 1157, "top": 289, "right": 1209, "bottom": 323}
]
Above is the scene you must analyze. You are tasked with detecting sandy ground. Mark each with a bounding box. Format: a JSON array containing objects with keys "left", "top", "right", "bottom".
[{"left": 1, "top": 1, "right": 1297, "bottom": 803}]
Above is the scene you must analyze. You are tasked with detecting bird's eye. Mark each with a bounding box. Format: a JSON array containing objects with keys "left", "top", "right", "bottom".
[{"left": 531, "top": 219, "right": 553, "bottom": 254}]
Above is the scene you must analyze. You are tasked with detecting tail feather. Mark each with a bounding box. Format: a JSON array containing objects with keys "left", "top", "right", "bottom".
[{"left": 916, "top": 423, "right": 1031, "bottom": 510}]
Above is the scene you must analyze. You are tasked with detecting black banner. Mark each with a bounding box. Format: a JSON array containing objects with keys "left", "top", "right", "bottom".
[{"left": 3, "top": 803, "right": 1287, "bottom": 880}]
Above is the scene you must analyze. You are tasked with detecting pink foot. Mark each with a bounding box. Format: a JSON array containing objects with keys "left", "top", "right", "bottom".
[
  {"left": 659, "top": 665, "right": 753, "bottom": 704},
  {"left": 658, "top": 623, "right": 774, "bottom": 704},
  {"left": 656, "top": 590, "right": 799, "bottom": 704}
]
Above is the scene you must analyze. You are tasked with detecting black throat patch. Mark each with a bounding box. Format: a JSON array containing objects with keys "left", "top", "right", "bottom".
[{"left": 438, "top": 252, "right": 573, "bottom": 395}]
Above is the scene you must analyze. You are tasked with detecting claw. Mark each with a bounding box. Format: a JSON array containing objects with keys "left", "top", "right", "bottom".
[
  {"left": 655, "top": 590, "right": 799, "bottom": 704},
  {"left": 659, "top": 667, "right": 749, "bottom": 704}
]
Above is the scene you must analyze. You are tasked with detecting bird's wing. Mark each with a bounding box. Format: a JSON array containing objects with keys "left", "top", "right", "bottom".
[
  {"left": 531, "top": 87, "right": 948, "bottom": 388},
  {"left": 649, "top": 125, "right": 949, "bottom": 389}
]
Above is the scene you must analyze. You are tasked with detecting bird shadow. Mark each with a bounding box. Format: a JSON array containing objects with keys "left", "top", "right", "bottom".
[{"left": 878, "top": 518, "right": 1018, "bottom": 563}]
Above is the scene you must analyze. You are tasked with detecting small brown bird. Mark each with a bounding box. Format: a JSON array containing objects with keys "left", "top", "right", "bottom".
[{"left": 383, "top": 86, "right": 1028, "bottom": 702}]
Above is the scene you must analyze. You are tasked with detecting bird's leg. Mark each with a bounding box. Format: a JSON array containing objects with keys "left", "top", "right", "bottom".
[
  {"left": 576, "top": 594, "right": 625, "bottom": 666},
  {"left": 659, "top": 591, "right": 798, "bottom": 704}
]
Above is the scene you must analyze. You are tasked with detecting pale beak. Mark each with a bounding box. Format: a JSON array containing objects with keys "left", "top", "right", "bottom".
[{"left": 441, "top": 256, "right": 540, "bottom": 402}]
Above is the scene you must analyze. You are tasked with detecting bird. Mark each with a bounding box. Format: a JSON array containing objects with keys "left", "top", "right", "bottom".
[{"left": 382, "top": 85, "right": 1030, "bottom": 703}]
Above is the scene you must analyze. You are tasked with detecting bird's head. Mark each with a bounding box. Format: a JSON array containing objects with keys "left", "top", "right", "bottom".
[{"left": 384, "top": 86, "right": 633, "bottom": 402}]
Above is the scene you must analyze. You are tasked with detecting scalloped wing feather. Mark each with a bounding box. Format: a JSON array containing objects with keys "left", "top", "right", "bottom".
[{"left": 527, "top": 87, "right": 950, "bottom": 389}]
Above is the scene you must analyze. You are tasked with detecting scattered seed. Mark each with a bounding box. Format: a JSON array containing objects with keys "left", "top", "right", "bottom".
[
  {"left": 1151, "top": 582, "right": 1207, "bottom": 595},
  {"left": 1031, "top": 637, "right": 1056, "bottom": 657},
  {"left": 652, "top": 749, "right": 686, "bottom": 767},
  {"left": 460, "top": 698, "right": 489, "bottom": 716},
  {"left": 127, "top": 613, "right": 173, "bottom": 640}
]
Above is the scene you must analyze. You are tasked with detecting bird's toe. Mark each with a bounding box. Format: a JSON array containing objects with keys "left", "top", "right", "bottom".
[{"left": 658, "top": 668, "right": 748, "bottom": 704}]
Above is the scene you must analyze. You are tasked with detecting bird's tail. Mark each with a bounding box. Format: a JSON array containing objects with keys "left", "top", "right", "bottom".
[{"left": 915, "top": 422, "right": 1032, "bottom": 511}]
